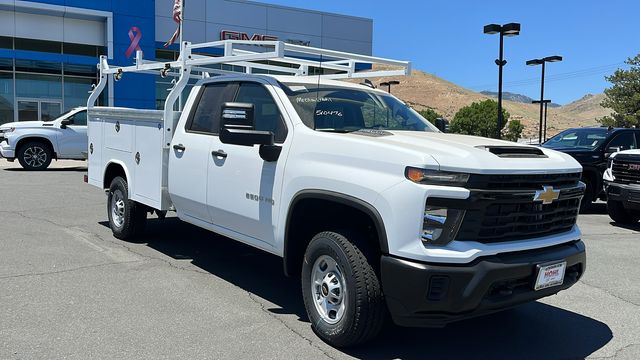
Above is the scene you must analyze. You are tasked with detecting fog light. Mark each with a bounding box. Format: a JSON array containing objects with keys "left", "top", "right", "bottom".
[{"left": 422, "top": 206, "right": 465, "bottom": 245}]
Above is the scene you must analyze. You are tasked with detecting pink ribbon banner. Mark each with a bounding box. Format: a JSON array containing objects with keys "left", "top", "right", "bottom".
[{"left": 125, "top": 26, "right": 143, "bottom": 58}]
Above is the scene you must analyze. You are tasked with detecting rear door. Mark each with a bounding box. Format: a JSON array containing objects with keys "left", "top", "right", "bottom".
[
  {"left": 57, "top": 110, "right": 88, "bottom": 158},
  {"left": 206, "top": 81, "right": 290, "bottom": 247},
  {"left": 168, "top": 82, "right": 237, "bottom": 223}
]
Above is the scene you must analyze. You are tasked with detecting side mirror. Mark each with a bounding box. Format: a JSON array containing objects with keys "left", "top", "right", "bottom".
[
  {"left": 605, "top": 146, "right": 621, "bottom": 158},
  {"left": 435, "top": 118, "right": 449, "bottom": 133},
  {"left": 219, "top": 102, "right": 274, "bottom": 146},
  {"left": 60, "top": 119, "right": 71, "bottom": 129}
]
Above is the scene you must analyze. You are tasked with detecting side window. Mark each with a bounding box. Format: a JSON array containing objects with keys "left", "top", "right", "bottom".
[
  {"left": 234, "top": 82, "right": 288, "bottom": 143},
  {"left": 608, "top": 132, "right": 637, "bottom": 151},
  {"left": 70, "top": 111, "right": 87, "bottom": 126},
  {"left": 187, "top": 83, "right": 235, "bottom": 134}
]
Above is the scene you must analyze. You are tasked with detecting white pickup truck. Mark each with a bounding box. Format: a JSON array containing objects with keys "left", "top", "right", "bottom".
[
  {"left": 0, "top": 107, "right": 88, "bottom": 170},
  {"left": 87, "top": 41, "right": 586, "bottom": 347},
  {"left": 604, "top": 149, "right": 640, "bottom": 224}
]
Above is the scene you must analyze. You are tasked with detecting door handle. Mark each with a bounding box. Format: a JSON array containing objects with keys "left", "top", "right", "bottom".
[
  {"left": 173, "top": 144, "right": 186, "bottom": 151},
  {"left": 211, "top": 150, "right": 227, "bottom": 159}
]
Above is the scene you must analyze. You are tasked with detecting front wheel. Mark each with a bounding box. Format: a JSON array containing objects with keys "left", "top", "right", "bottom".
[
  {"left": 607, "top": 199, "right": 640, "bottom": 224},
  {"left": 107, "top": 176, "right": 147, "bottom": 240},
  {"left": 301, "top": 231, "right": 385, "bottom": 348},
  {"left": 17, "top": 141, "right": 52, "bottom": 170}
]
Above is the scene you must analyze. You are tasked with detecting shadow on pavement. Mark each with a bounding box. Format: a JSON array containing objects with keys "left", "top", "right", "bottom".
[
  {"left": 610, "top": 221, "right": 640, "bottom": 232},
  {"left": 3, "top": 166, "right": 87, "bottom": 172},
  {"left": 104, "top": 217, "right": 613, "bottom": 359}
]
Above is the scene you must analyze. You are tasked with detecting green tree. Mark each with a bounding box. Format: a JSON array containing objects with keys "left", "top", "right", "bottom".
[
  {"left": 504, "top": 119, "right": 524, "bottom": 142},
  {"left": 450, "top": 99, "right": 509, "bottom": 138},
  {"left": 598, "top": 54, "right": 640, "bottom": 128},
  {"left": 417, "top": 108, "right": 442, "bottom": 125}
]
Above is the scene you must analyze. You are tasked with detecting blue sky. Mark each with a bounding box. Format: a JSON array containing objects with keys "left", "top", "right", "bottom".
[{"left": 262, "top": 0, "right": 638, "bottom": 104}]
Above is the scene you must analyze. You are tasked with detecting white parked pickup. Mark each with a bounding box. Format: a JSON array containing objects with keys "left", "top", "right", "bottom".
[
  {"left": 0, "top": 107, "right": 87, "bottom": 170},
  {"left": 86, "top": 41, "right": 587, "bottom": 347}
]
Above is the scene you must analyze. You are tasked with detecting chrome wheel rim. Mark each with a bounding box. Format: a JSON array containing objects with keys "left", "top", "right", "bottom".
[
  {"left": 111, "top": 189, "right": 125, "bottom": 228},
  {"left": 311, "top": 255, "right": 347, "bottom": 324},
  {"left": 23, "top": 146, "right": 47, "bottom": 167}
]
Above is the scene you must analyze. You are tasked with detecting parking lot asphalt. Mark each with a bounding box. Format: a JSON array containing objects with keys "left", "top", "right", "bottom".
[{"left": 1, "top": 159, "right": 639, "bottom": 360}]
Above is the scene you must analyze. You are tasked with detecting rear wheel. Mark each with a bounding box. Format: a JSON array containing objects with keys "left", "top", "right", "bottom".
[
  {"left": 107, "top": 176, "right": 147, "bottom": 240},
  {"left": 17, "top": 141, "right": 52, "bottom": 170},
  {"left": 607, "top": 199, "right": 640, "bottom": 224},
  {"left": 301, "top": 231, "right": 385, "bottom": 348}
]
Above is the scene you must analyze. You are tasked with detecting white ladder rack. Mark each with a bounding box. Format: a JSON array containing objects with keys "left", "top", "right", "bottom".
[{"left": 87, "top": 40, "right": 411, "bottom": 146}]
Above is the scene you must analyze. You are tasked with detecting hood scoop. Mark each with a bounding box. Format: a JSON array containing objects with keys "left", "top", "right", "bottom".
[{"left": 476, "top": 145, "right": 548, "bottom": 158}]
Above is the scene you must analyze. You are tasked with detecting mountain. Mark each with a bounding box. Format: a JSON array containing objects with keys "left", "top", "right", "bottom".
[
  {"left": 479, "top": 91, "right": 561, "bottom": 108},
  {"left": 352, "top": 65, "right": 611, "bottom": 140}
]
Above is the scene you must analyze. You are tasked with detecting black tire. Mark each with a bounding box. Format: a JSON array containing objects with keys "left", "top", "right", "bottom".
[
  {"left": 17, "top": 140, "right": 52, "bottom": 170},
  {"left": 301, "top": 231, "right": 385, "bottom": 348},
  {"left": 607, "top": 199, "right": 640, "bottom": 224},
  {"left": 580, "top": 179, "right": 594, "bottom": 213},
  {"left": 107, "top": 176, "right": 147, "bottom": 240}
]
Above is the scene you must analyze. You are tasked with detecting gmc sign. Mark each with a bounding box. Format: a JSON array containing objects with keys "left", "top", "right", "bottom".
[{"left": 220, "top": 30, "right": 278, "bottom": 41}]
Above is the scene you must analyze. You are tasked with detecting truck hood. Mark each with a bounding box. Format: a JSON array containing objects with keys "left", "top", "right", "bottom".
[
  {"left": 0, "top": 121, "right": 51, "bottom": 130},
  {"left": 347, "top": 131, "right": 582, "bottom": 174}
]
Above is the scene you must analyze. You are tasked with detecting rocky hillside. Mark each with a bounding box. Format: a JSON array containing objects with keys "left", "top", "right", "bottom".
[{"left": 351, "top": 66, "right": 611, "bottom": 140}]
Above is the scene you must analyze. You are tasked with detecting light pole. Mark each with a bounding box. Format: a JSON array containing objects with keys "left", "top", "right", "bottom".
[
  {"left": 527, "top": 56, "right": 562, "bottom": 143},
  {"left": 484, "top": 22, "right": 520, "bottom": 139},
  {"left": 380, "top": 80, "right": 399, "bottom": 94},
  {"left": 532, "top": 99, "right": 551, "bottom": 142}
]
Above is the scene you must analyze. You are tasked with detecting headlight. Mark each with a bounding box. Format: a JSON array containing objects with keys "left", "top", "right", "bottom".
[
  {"left": 0, "top": 127, "right": 15, "bottom": 134},
  {"left": 422, "top": 205, "right": 465, "bottom": 245},
  {"left": 405, "top": 167, "right": 470, "bottom": 186}
]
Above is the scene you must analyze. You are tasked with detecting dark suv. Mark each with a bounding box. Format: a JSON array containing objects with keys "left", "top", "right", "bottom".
[{"left": 542, "top": 127, "right": 640, "bottom": 211}]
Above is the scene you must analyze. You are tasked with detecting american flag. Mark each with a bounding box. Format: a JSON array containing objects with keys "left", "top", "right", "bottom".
[{"left": 164, "top": 0, "right": 183, "bottom": 47}]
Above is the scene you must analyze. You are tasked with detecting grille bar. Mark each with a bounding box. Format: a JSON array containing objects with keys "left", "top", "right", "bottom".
[
  {"left": 612, "top": 156, "right": 640, "bottom": 184},
  {"left": 450, "top": 173, "right": 583, "bottom": 244}
]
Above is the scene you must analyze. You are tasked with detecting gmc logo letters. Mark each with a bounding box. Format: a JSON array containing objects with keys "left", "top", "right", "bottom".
[{"left": 220, "top": 30, "right": 278, "bottom": 41}]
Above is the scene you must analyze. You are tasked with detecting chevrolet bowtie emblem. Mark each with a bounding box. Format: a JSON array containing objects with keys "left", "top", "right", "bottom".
[{"left": 533, "top": 186, "right": 560, "bottom": 205}]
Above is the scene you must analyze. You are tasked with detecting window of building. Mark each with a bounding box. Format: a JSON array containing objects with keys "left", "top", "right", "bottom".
[
  {"left": 15, "top": 59, "right": 62, "bottom": 75},
  {"left": 16, "top": 73, "right": 62, "bottom": 99},
  {"left": 0, "top": 36, "right": 12, "bottom": 50},
  {"left": 14, "top": 38, "right": 62, "bottom": 54},
  {"left": 63, "top": 42, "right": 105, "bottom": 57},
  {"left": 0, "top": 70, "right": 13, "bottom": 125},
  {"left": 64, "top": 77, "right": 93, "bottom": 111}
]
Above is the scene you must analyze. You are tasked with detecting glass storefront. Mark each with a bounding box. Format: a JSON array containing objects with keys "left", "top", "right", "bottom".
[
  {"left": 0, "top": 36, "right": 105, "bottom": 125},
  {"left": 0, "top": 59, "right": 101, "bottom": 125}
]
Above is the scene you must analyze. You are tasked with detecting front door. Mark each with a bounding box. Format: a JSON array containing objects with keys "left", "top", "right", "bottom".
[
  {"left": 168, "top": 82, "right": 237, "bottom": 223},
  {"left": 206, "top": 81, "right": 290, "bottom": 247},
  {"left": 57, "top": 110, "right": 88, "bottom": 158},
  {"left": 17, "top": 99, "right": 62, "bottom": 122}
]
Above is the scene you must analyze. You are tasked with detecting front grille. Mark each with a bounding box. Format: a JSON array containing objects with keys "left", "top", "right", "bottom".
[
  {"left": 612, "top": 155, "right": 640, "bottom": 185},
  {"left": 466, "top": 172, "right": 582, "bottom": 191},
  {"left": 429, "top": 173, "right": 583, "bottom": 244}
]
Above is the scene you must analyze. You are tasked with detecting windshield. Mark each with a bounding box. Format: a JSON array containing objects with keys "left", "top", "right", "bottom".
[
  {"left": 543, "top": 128, "right": 608, "bottom": 150},
  {"left": 282, "top": 83, "right": 438, "bottom": 133}
]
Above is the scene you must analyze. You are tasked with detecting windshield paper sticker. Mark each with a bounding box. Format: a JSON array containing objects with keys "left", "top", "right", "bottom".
[
  {"left": 296, "top": 97, "right": 333, "bottom": 103},
  {"left": 315, "top": 110, "right": 343, "bottom": 117}
]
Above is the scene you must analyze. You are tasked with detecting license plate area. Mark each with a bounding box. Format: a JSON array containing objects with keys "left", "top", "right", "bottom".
[{"left": 534, "top": 261, "right": 566, "bottom": 291}]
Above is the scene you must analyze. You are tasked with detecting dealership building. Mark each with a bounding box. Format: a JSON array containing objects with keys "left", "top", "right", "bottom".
[{"left": 0, "top": 0, "right": 373, "bottom": 125}]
